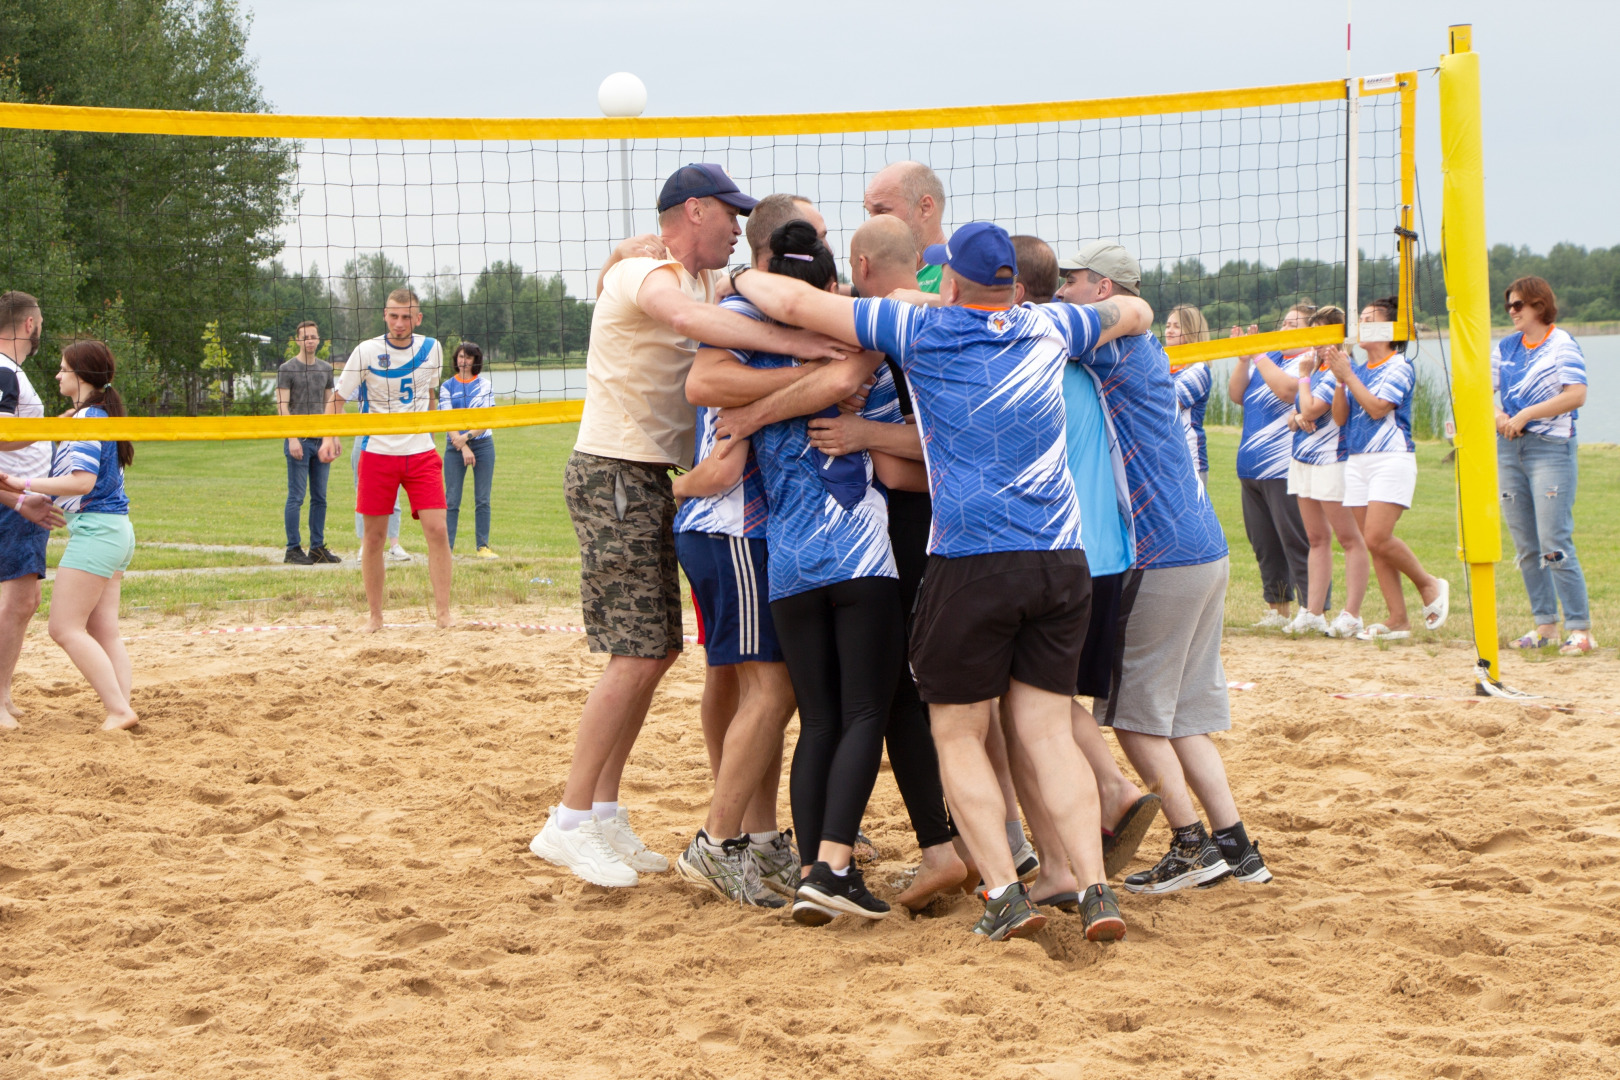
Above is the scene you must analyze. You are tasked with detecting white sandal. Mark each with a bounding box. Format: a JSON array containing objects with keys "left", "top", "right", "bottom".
[
  {"left": 1422, "top": 578, "right": 1450, "bottom": 630},
  {"left": 1355, "top": 623, "right": 1412, "bottom": 641}
]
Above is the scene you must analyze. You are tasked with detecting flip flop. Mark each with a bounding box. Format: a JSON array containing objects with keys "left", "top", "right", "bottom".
[
  {"left": 1102, "top": 793, "right": 1163, "bottom": 879},
  {"left": 1030, "top": 890, "right": 1081, "bottom": 914},
  {"left": 1422, "top": 578, "right": 1450, "bottom": 631},
  {"left": 1355, "top": 623, "right": 1412, "bottom": 641}
]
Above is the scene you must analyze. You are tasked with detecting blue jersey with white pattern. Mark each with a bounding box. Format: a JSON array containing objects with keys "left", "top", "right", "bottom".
[
  {"left": 1292, "top": 365, "right": 1347, "bottom": 465},
  {"left": 852, "top": 298, "right": 1097, "bottom": 557},
  {"left": 1171, "top": 363, "right": 1212, "bottom": 474},
  {"left": 51, "top": 405, "right": 128, "bottom": 515},
  {"left": 1492, "top": 327, "right": 1586, "bottom": 439},
  {"left": 1236, "top": 354, "right": 1297, "bottom": 479},
  {"left": 1346, "top": 354, "right": 1416, "bottom": 454},
  {"left": 1073, "top": 329, "right": 1227, "bottom": 570},
  {"left": 673, "top": 405, "right": 770, "bottom": 539}
]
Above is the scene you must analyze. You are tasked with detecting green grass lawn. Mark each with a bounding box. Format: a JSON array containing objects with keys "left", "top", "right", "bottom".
[{"left": 69, "top": 423, "right": 1617, "bottom": 646}]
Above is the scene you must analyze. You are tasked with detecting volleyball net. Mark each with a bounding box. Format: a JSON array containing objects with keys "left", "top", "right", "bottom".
[{"left": 0, "top": 73, "right": 1417, "bottom": 441}]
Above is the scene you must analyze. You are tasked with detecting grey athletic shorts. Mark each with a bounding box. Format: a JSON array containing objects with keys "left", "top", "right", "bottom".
[{"left": 1096, "top": 557, "right": 1231, "bottom": 738}]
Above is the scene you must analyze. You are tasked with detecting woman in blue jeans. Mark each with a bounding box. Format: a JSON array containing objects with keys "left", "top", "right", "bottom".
[
  {"left": 439, "top": 341, "right": 497, "bottom": 558},
  {"left": 1494, "top": 276, "right": 1593, "bottom": 656}
]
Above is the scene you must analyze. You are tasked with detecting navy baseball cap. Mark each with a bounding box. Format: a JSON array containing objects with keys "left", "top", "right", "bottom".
[
  {"left": 656, "top": 163, "right": 758, "bottom": 215},
  {"left": 923, "top": 222, "right": 1018, "bottom": 287}
]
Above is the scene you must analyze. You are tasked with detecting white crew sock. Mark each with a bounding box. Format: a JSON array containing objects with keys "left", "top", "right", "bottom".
[
  {"left": 747, "top": 830, "right": 779, "bottom": 848},
  {"left": 984, "top": 882, "right": 1014, "bottom": 900},
  {"left": 1005, "top": 819, "right": 1026, "bottom": 852},
  {"left": 592, "top": 801, "right": 620, "bottom": 822},
  {"left": 557, "top": 804, "right": 594, "bottom": 831}
]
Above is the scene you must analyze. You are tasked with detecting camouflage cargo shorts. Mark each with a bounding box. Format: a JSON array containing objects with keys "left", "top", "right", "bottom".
[{"left": 565, "top": 451, "right": 683, "bottom": 658}]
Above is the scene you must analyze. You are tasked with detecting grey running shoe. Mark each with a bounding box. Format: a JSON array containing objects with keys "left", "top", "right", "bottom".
[
  {"left": 676, "top": 832, "right": 786, "bottom": 908},
  {"left": 1123, "top": 834, "right": 1232, "bottom": 894},
  {"left": 750, "top": 830, "right": 800, "bottom": 898},
  {"left": 972, "top": 882, "right": 1047, "bottom": 941},
  {"left": 1012, "top": 839, "right": 1040, "bottom": 882},
  {"left": 1079, "top": 883, "right": 1127, "bottom": 942}
]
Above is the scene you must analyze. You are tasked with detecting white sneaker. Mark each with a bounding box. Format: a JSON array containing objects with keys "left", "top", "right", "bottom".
[
  {"left": 1292, "top": 611, "right": 1331, "bottom": 636},
  {"left": 387, "top": 543, "right": 411, "bottom": 562},
  {"left": 1253, "top": 612, "right": 1292, "bottom": 630},
  {"left": 600, "top": 807, "right": 670, "bottom": 873},
  {"left": 1327, "top": 611, "right": 1364, "bottom": 639},
  {"left": 530, "top": 809, "right": 638, "bottom": 887}
]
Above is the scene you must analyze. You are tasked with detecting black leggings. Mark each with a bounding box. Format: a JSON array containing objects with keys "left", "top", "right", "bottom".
[
  {"left": 884, "top": 491, "right": 953, "bottom": 849},
  {"left": 772, "top": 576, "right": 904, "bottom": 861}
]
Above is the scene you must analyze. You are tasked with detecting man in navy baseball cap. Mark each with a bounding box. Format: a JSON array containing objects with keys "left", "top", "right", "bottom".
[
  {"left": 922, "top": 221, "right": 1018, "bottom": 287},
  {"left": 657, "top": 163, "right": 758, "bottom": 216}
]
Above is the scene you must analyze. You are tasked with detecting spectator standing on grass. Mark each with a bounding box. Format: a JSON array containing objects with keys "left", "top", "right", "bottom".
[
  {"left": 0, "top": 341, "right": 137, "bottom": 731},
  {"left": 278, "top": 321, "right": 341, "bottom": 565},
  {"left": 0, "top": 291, "right": 68, "bottom": 732},
  {"left": 1494, "top": 276, "right": 1594, "bottom": 656},
  {"left": 438, "top": 341, "right": 498, "bottom": 559},
  {"left": 1164, "top": 304, "right": 1212, "bottom": 487}
]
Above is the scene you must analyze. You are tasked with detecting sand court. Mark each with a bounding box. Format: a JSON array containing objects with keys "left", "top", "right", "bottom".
[{"left": 2, "top": 609, "right": 1618, "bottom": 1079}]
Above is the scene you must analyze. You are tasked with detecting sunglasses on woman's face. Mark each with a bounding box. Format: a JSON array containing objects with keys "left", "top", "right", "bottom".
[{"left": 1506, "top": 299, "right": 1526, "bottom": 313}]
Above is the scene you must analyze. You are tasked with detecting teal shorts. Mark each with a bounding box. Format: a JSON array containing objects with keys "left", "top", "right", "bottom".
[{"left": 60, "top": 512, "right": 136, "bottom": 579}]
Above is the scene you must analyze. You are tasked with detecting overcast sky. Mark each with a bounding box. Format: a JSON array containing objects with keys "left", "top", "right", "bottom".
[{"left": 243, "top": 0, "right": 1617, "bottom": 253}]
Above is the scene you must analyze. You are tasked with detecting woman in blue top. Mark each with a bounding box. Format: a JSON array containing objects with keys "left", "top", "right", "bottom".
[
  {"left": 1326, "top": 296, "right": 1448, "bottom": 640},
  {"left": 1164, "top": 304, "right": 1212, "bottom": 486},
  {"left": 438, "top": 340, "right": 497, "bottom": 558},
  {"left": 0, "top": 340, "right": 137, "bottom": 730},
  {"left": 1493, "top": 276, "right": 1593, "bottom": 655}
]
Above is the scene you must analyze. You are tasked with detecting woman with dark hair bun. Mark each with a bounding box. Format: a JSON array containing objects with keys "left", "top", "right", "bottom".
[{"left": 0, "top": 339, "right": 138, "bottom": 729}]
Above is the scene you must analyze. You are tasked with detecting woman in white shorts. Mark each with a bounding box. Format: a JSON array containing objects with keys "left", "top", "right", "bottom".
[
  {"left": 1326, "top": 297, "right": 1448, "bottom": 640},
  {"left": 1285, "top": 306, "right": 1367, "bottom": 638}
]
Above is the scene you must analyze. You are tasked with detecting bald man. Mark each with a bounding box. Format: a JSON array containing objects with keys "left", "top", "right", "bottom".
[{"left": 864, "top": 161, "right": 947, "bottom": 293}]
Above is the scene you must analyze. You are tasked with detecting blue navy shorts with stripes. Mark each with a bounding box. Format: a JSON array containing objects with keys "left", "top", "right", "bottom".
[{"left": 675, "top": 530, "right": 783, "bottom": 666}]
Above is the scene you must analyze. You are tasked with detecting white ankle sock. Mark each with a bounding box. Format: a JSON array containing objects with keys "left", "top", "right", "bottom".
[
  {"left": 747, "top": 830, "right": 779, "bottom": 848},
  {"left": 984, "top": 882, "right": 1013, "bottom": 900},
  {"left": 830, "top": 863, "right": 850, "bottom": 877},
  {"left": 592, "top": 801, "right": 619, "bottom": 822},
  {"left": 557, "top": 805, "right": 593, "bottom": 831}
]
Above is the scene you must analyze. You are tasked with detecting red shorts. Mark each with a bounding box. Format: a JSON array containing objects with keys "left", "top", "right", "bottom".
[{"left": 356, "top": 450, "right": 446, "bottom": 518}]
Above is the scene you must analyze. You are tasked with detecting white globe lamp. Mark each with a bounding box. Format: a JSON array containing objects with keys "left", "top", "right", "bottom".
[{"left": 597, "top": 72, "right": 647, "bottom": 118}]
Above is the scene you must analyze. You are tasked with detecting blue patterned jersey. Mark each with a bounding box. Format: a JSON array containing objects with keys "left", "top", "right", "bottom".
[
  {"left": 1292, "top": 365, "right": 1347, "bottom": 465},
  {"left": 1346, "top": 354, "right": 1416, "bottom": 454},
  {"left": 1171, "top": 363, "right": 1212, "bottom": 474},
  {"left": 1073, "top": 329, "right": 1228, "bottom": 570},
  {"left": 1235, "top": 354, "right": 1297, "bottom": 480},
  {"left": 673, "top": 405, "right": 770, "bottom": 539},
  {"left": 1492, "top": 328, "right": 1586, "bottom": 439},
  {"left": 51, "top": 406, "right": 128, "bottom": 515},
  {"left": 852, "top": 298, "right": 1097, "bottom": 557},
  {"left": 741, "top": 336, "right": 899, "bottom": 602}
]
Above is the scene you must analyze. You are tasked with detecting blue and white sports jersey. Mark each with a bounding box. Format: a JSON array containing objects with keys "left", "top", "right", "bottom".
[
  {"left": 51, "top": 406, "right": 128, "bottom": 515},
  {"left": 1171, "top": 363, "right": 1212, "bottom": 474},
  {"left": 1346, "top": 354, "right": 1416, "bottom": 455},
  {"left": 1235, "top": 354, "right": 1298, "bottom": 480},
  {"left": 852, "top": 298, "right": 1097, "bottom": 558},
  {"left": 1292, "top": 365, "right": 1347, "bottom": 466},
  {"left": 335, "top": 334, "right": 442, "bottom": 457},
  {"left": 438, "top": 374, "right": 495, "bottom": 449},
  {"left": 1492, "top": 327, "right": 1587, "bottom": 439},
  {"left": 748, "top": 357, "right": 898, "bottom": 601},
  {"left": 1073, "top": 329, "right": 1228, "bottom": 570},
  {"left": 673, "top": 404, "right": 770, "bottom": 539},
  {"left": 1062, "top": 363, "right": 1133, "bottom": 577}
]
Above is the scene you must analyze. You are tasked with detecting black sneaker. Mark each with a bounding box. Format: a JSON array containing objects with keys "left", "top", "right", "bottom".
[
  {"left": 794, "top": 861, "right": 890, "bottom": 922},
  {"left": 1123, "top": 836, "right": 1231, "bottom": 894},
  {"left": 1080, "top": 883, "right": 1126, "bottom": 942},
  {"left": 284, "top": 545, "right": 313, "bottom": 565},
  {"left": 1227, "top": 840, "right": 1273, "bottom": 884},
  {"left": 307, "top": 545, "right": 342, "bottom": 564},
  {"left": 972, "top": 882, "right": 1047, "bottom": 941}
]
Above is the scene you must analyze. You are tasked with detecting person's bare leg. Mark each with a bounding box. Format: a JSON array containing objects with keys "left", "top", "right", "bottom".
[
  {"left": 984, "top": 699, "right": 1023, "bottom": 848},
  {"left": 1298, "top": 497, "right": 1333, "bottom": 615},
  {"left": 1113, "top": 729, "right": 1200, "bottom": 829},
  {"left": 1002, "top": 679, "right": 1105, "bottom": 888},
  {"left": 741, "top": 744, "right": 784, "bottom": 835},
  {"left": 699, "top": 664, "right": 740, "bottom": 778},
  {"left": 1003, "top": 714, "right": 1079, "bottom": 900},
  {"left": 47, "top": 568, "right": 136, "bottom": 730},
  {"left": 1170, "top": 734, "right": 1239, "bottom": 832},
  {"left": 1363, "top": 501, "right": 1440, "bottom": 605},
  {"left": 359, "top": 514, "right": 391, "bottom": 632},
  {"left": 929, "top": 701, "right": 1018, "bottom": 890},
  {"left": 0, "top": 576, "right": 41, "bottom": 726},
  {"left": 87, "top": 572, "right": 132, "bottom": 703},
  {"left": 562, "top": 651, "right": 678, "bottom": 812},
  {"left": 1323, "top": 500, "right": 1368, "bottom": 618},
  {"left": 1070, "top": 700, "right": 1144, "bottom": 830},
  {"left": 416, "top": 508, "right": 454, "bottom": 628},
  {"left": 704, "top": 661, "right": 795, "bottom": 839}
]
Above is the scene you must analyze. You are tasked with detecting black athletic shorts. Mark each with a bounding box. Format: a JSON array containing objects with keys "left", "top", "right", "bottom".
[
  {"left": 909, "top": 549, "right": 1091, "bottom": 705},
  {"left": 1074, "top": 570, "right": 1141, "bottom": 699}
]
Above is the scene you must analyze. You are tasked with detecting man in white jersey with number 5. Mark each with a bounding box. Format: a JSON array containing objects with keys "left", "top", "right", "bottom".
[{"left": 332, "top": 288, "right": 453, "bottom": 632}]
